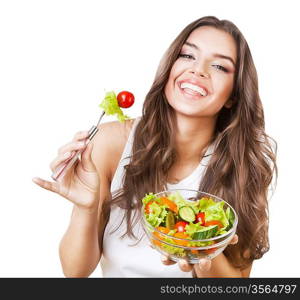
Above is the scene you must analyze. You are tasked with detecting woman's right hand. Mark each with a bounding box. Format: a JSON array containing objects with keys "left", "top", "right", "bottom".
[{"left": 32, "top": 130, "right": 100, "bottom": 211}]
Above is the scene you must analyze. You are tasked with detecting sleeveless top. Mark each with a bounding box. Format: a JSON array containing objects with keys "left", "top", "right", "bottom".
[{"left": 100, "top": 117, "right": 215, "bottom": 277}]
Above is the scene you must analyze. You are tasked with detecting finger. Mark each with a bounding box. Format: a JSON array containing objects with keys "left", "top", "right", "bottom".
[
  {"left": 161, "top": 255, "right": 176, "bottom": 266},
  {"left": 32, "top": 177, "right": 60, "bottom": 194},
  {"left": 81, "top": 141, "right": 96, "bottom": 172},
  {"left": 57, "top": 140, "right": 87, "bottom": 155},
  {"left": 49, "top": 151, "right": 74, "bottom": 172},
  {"left": 197, "top": 258, "right": 212, "bottom": 272},
  {"left": 72, "top": 130, "right": 90, "bottom": 142},
  {"left": 178, "top": 259, "right": 194, "bottom": 272},
  {"left": 230, "top": 234, "right": 239, "bottom": 245}
]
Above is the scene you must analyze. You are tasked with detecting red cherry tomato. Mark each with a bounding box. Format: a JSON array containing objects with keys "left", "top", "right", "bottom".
[
  {"left": 117, "top": 91, "right": 135, "bottom": 108},
  {"left": 175, "top": 221, "right": 188, "bottom": 232},
  {"left": 195, "top": 212, "right": 205, "bottom": 225}
]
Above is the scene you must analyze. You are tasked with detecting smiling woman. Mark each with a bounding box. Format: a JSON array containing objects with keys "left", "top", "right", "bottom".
[
  {"left": 165, "top": 26, "right": 236, "bottom": 120},
  {"left": 33, "top": 16, "right": 277, "bottom": 278}
]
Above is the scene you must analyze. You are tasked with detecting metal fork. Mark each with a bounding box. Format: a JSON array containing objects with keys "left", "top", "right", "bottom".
[{"left": 51, "top": 111, "right": 105, "bottom": 181}]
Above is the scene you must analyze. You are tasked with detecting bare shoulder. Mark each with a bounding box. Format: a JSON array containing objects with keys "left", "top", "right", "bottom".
[{"left": 91, "top": 118, "right": 136, "bottom": 182}]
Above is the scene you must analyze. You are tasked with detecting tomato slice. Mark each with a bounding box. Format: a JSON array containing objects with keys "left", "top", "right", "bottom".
[
  {"left": 160, "top": 196, "right": 178, "bottom": 213},
  {"left": 204, "top": 220, "right": 223, "bottom": 229},
  {"left": 195, "top": 212, "right": 205, "bottom": 225},
  {"left": 175, "top": 221, "right": 188, "bottom": 232}
]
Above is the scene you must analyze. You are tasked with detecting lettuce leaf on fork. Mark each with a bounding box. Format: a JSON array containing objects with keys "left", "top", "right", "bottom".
[{"left": 99, "top": 91, "right": 130, "bottom": 122}]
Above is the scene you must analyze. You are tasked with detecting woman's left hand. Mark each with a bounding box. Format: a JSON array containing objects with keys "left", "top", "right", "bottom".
[{"left": 161, "top": 234, "right": 239, "bottom": 275}]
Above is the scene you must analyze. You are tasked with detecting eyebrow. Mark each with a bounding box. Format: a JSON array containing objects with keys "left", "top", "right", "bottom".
[{"left": 184, "top": 41, "right": 236, "bottom": 67}]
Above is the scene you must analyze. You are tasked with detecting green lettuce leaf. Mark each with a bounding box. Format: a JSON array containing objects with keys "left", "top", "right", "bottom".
[
  {"left": 145, "top": 202, "right": 168, "bottom": 227},
  {"left": 99, "top": 91, "right": 130, "bottom": 122},
  {"left": 198, "top": 197, "right": 216, "bottom": 210},
  {"left": 185, "top": 222, "right": 205, "bottom": 237},
  {"left": 167, "top": 191, "right": 187, "bottom": 208},
  {"left": 202, "top": 199, "right": 229, "bottom": 229},
  {"left": 226, "top": 207, "right": 235, "bottom": 227},
  {"left": 189, "top": 201, "right": 200, "bottom": 214},
  {"left": 159, "top": 232, "right": 187, "bottom": 256},
  {"left": 188, "top": 240, "right": 214, "bottom": 247},
  {"left": 168, "top": 229, "right": 177, "bottom": 236},
  {"left": 218, "top": 228, "right": 229, "bottom": 235},
  {"left": 160, "top": 240, "right": 186, "bottom": 257},
  {"left": 141, "top": 193, "right": 157, "bottom": 205},
  {"left": 167, "top": 191, "right": 198, "bottom": 210}
]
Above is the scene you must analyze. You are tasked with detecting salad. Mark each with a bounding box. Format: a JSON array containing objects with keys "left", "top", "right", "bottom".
[
  {"left": 142, "top": 191, "right": 236, "bottom": 258},
  {"left": 99, "top": 90, "right": 134, "bottom": 122}
]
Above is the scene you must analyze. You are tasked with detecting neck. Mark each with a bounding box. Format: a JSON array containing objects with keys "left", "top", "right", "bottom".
[{"left": 174, "top": 114, "right": 216, "bottom": 163}]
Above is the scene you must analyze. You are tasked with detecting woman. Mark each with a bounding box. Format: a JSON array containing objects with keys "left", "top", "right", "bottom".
[{"left": 33, "top": 16, "right": 277, "bottom": 277}]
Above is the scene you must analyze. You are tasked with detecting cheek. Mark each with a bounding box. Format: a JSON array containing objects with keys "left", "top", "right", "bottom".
[
  {"left": 164, "top": 67, "right": 178, "bottom": 100},
  {"left": 213, "top": 76, "right": 234, "bottom": 101},
  {"left": 168, "top": 60, "right": 185, "bottom": 83}
]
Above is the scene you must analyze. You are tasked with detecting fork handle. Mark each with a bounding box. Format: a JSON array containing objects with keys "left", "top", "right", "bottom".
[{"left": 51, "top": 125, "right": 99, "bottom": 181}]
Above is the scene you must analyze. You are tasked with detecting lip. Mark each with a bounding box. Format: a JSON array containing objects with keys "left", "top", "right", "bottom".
[{"left": 177, "top": 79, "right": 209, "bottom": 97}]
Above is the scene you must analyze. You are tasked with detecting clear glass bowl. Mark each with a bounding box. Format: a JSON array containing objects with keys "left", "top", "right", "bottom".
[{"left": 141, "top": 189, "right": 238, "bottom": 264}]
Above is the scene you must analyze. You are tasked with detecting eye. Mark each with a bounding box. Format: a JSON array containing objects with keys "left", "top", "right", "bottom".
[
  {"left": 212, "top": 64, "right": 228, "bottom": 73},
  {"left": 178, "top": 53, "right": 195, "bottom": 60}
]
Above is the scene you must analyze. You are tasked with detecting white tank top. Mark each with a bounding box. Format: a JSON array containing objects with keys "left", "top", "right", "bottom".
[{"left": 100, "top": 117, "right": 215, "bottom": 277}]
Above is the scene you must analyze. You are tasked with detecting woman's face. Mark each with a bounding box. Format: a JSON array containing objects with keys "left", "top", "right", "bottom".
[{"left": 164, "top": 26, "right": 237, "bottom": 119}]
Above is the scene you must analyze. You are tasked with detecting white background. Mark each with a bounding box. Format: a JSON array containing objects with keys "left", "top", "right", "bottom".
[{"left": 0, "top": 0, "right": 299, "bottom": 277}]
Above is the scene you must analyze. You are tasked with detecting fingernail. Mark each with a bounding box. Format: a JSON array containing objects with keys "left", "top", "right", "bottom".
[
  {"left": 161, "top": 255, "right": 168, "bottom": 262},
  {"left": 199, "top": 259, "right": 210, "bottom": 271},
  {"left": 179, "top": 259, "right": 187, "bottom": 267}
]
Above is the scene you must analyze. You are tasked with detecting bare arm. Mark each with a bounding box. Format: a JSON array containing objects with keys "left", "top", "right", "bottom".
[
  {"left": 58, "top": 120, "right": 134, "bottom": 277},
  {"left": 59, "top": 204, "right": 100, "bottom": 277}
]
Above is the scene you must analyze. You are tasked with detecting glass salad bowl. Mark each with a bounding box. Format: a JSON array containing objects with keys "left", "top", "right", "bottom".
[{"left": 141, "top": 189, "right": 238, "bottom": 264}]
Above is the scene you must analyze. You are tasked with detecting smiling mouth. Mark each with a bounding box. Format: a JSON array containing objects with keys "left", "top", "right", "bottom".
[{"left": 179, "top": 82, "right": 208, "bottom": 97}]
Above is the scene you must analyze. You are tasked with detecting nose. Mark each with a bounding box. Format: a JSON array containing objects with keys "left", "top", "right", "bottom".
[{"left": 191, "top": 61, "right": 209, "bottom": 78}]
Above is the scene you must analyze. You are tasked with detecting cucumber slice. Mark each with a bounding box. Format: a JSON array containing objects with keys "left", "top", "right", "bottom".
[
  {"left": 179, "top": 206, "right": 195, "bottom": 222},
  {"left": 166, "top": 211, "right": 175, "bottom": 229},
  {"left": 192, "top": 225, "right": 218, "bottom": 239}
]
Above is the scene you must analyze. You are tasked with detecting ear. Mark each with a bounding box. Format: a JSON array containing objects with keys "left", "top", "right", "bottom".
[{"left": 224, "top": 98, "right": 234, "bottom": 109}]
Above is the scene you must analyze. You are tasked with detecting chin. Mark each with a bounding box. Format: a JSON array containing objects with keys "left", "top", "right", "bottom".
[{"left": 169, "top": 101, "right": 205, "bottom": 118}]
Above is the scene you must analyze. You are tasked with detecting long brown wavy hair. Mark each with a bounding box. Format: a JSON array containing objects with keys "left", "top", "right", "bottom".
[{"left": 109, "top": 16, "right": 277, "bottom": 271}]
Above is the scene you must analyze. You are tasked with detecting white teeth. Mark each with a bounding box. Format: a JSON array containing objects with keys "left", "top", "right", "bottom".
[{"left": 180, "top": 82, "right": 208, "bottom": 96}]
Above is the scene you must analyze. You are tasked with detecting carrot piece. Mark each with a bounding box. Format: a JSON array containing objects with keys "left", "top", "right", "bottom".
[{"left": 161, "top": 196, "right": 178, "bottom": 213}]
